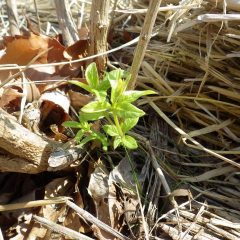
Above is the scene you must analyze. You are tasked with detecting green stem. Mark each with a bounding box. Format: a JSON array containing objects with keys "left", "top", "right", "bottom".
[
  {"left": 113, "top": 114, "right": 124, "bottom": 137},
  {"left": 105, "top": 115, "right": 114, "bottom": 126}
]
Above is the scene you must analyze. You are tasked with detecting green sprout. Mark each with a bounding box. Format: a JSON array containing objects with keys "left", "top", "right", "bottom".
[{"left": 63, "top": 62, "right": 155, "bottom": 151}]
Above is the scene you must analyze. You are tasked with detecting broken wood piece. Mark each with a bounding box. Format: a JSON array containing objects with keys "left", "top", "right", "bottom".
[
  {"left": 66, "top": 200, "right": 131, "bottom": 240},
  {"left": 33, "top": 215, "right": 94, "bottom": 240},
  {"left": 48, "top": 146, "right": 84, "bottom": 171},
  {"left": 0, "top": 108, "right": 60, "bottom": 173}
]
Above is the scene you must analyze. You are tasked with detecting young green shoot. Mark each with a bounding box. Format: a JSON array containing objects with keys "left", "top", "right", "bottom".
[{"left": 63, "top": 62, "right": 155, "bottom": 150}]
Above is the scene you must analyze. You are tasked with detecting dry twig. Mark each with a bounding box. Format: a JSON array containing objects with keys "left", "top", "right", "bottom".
[{"left": 128, "top": 0, "right": 162, "bottom": 89}]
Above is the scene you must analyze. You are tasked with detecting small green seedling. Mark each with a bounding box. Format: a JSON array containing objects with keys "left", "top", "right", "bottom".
[{"left": 63, "top": 62, "right": 155, "bottom": 150}]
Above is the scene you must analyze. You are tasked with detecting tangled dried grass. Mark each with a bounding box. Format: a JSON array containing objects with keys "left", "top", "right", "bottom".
[{"left": 113, "top": 0, "right": 240, "bottom": 238}]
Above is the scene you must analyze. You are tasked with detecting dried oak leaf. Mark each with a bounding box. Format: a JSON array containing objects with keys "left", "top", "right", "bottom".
[
  {"left": 0, "top": 33, "right": 65, "bottom": 65},
  {"left": 0, "top": 33, "right": 67, "bottom": 92},
  {"left": 63, "top": 39, "right": 89, "bottom": 72}
]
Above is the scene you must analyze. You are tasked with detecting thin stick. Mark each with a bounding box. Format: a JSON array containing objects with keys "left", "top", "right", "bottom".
[
  {"left": 33, "top": 215, "right": 94, "bottom": 240},
  {"left": 0, "top": 228, "right": 3, "bottom": 240},
  {"left": 0, "top": 197, "right": 69, "bottom": 212},
  {"left": 6, "top": 0, "right": 20, "bottom": 35},
  {"left": 128, "top": 0, "right": 162, "bottom": 90},
  {"left": 66, "top": 200, "right": 131, "bottom": 240},
  {"left": 54, "top": 0, "right": 79, "bottom": 46},
  {"left": 136, "top": 185, "right": 150, "bottom": 240},
  {"left": 33, "top": 0, "right": 41, "bottom": 33}
]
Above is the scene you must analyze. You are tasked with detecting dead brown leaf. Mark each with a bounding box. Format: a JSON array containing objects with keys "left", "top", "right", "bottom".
[
  {"left": 0, "top": 33, "right": 65, "bottom": 65},
  {"left": 39, "top": 89, "right": 70, "bottom": 135},
  {"left": 0, "top": 87, "right": 23, "bottom": 108},
  {"left": 63, "top": 39, "right": 89, "bottom": 61},
  {"left": 62, "top": 39, "right": 89, "bottom": 75},
  {"left": 68, "top": 89, "right": 94, "bottom": 111},
  {"left": 108, "top": 157, "right": 140, "bottom": 234}
]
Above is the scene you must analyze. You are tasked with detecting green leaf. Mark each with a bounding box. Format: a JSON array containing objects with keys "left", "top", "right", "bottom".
[
  {"left": 108, "top": 69, "right": 127, "bottom": 103},
  {"left": 68, "top": 80, "right": 93, "bottom": 93},
  {"left": 81, "top": 101, "right": 111, "bottom": 113},
  {"left": 92, "top": 132, "right": 108, "bottom": 149},
  {"left": 121, "top": 117, "right": 139, "bottom": 133},
  {"left": 122, "top": 135, "right": 138, "bottom": 149},
  {"left": 113, "top": 136, "right": 122, "bottom": 149},
  {"left": 107, "top": 69, "right": 123, "bottom": 83},
  {"left": 92, "top": 89, "right": 107, "bottom": 101},
  {"left": 103, "top": 125, "right": 119, "bottom": 137},
  {"left": 80, "top": 112, "right": 106, "bottom": 121},
  {"left": 62, "top": 121, "right": 81, "bottom": 128},
  {"left": 114, "top": 102, "right": 145, "bottom": 118},
  {"left": 85, "top": 62, "right": 99, "bottom": 89},
  {"left": 98, "top": 76, "right": 110, "bottom": 91},
  {"left": 79, "top": 135, "right": 96, "bottom": 148},
  {"left": 120, "top": 90, "right": 156, "bottom": 103},
  {"left": 75, "top": 129, "right": 85, "bottom": 142}
]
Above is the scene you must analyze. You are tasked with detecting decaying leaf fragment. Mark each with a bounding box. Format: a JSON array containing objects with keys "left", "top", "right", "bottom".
[
  {"left": 27, "top": 177, "right": 73, "bottom": 239},
  {"left": 39, "top": 89, "right": 70, "bottom": 134},
  {"left": 108, "top": 157, "right": 140, "bottom": 235}
]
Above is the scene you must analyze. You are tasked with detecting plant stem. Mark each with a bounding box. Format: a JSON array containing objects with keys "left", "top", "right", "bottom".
[
  {"left": 105, "top": 115, "right": 114, "bottom": 126},
  {"left": 113, "top": 114, "right": 124, "bottom": 137}
]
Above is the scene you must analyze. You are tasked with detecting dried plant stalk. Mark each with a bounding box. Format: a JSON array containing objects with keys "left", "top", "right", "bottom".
[
  {"left": 54, "top": 0, "right": 79, "bottom": 46},
  {"left": 6, "top": 0, "right": 20, "bottom": 35},
  {"left": 128, "top": 0, "right": 162, "bottom": 89},
  {"left": 88, "top": 0, "right": 110, "bottom": 72}
]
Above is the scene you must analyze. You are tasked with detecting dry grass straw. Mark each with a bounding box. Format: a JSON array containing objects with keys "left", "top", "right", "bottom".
[
  {"left": 111, "top": 0, "right": 240, "bottom": 238},
  {"left": 119, "top": 0, "right": 240, "bottom": 154}
]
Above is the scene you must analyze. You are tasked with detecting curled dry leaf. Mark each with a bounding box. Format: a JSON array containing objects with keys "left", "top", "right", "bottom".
[
  {"left": 88, "top": 159, "right": 109, "bottom": 202},
  {"left": 63, "top": 39, "right": 89, "bottom": 73},
  {"left": 0, "top": 33, "right": 89, "bottom": 93},
  {"left": 0, "top": 77, "right": 40, "bottom": 113},
  {"left": 63, "top": 39, "right": 89, "bottom": 61},
  {"left": 39, "top": 89, "right": 70, "bottom": 135},
  {"left": 0, "top": 33, "right": 65, "bottom": 65}
]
